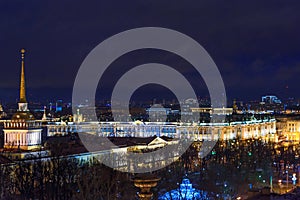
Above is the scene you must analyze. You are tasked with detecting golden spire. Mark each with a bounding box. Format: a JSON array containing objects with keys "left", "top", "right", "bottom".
[{"left": 19, "top": 48, "right": 27, "bottom": 103}]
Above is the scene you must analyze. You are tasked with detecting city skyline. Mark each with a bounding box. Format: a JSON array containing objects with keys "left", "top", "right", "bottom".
[{"left": 2, "top": 2, "right": 300, "bottom": 199}]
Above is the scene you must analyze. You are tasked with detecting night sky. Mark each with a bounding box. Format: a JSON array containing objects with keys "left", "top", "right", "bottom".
[{"left": 1, "top": 0, "right": 300, "bottom": 104}]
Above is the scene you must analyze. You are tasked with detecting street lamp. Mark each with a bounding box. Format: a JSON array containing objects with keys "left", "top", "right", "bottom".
[
  {"left": 278, "top": 179, "right": 282, "bottom": 194},
  {"left": 292, "top": 173, "right": 297, "bottom": 186}
]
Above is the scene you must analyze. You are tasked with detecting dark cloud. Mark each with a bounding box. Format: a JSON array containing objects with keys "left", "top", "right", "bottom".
[{"left": 0, "top": 0, "right": 300, "bottom": 102}]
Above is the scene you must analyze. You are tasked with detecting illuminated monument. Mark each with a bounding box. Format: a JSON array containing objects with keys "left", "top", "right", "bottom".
[
  {"left": 3, "top": 49, "right": 42, "bottom": 151},
  {"left": 159, "top": 178, "right": 210, "bottom": 200}
]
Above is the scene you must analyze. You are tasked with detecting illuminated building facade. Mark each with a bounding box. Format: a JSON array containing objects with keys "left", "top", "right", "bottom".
[
  {"left": 73, "top": 109, "right": 84, "bottom": 123},
  {"left": 47, "top": 118, "right": 276, "bottom": 141},
  {"left": 280, "top": 119, "right": 300, "bottom": 142},
  {"left": 3, "top": 49, "right": 42, "bottom": 151},
  {"left": 261, "top": 95, "right": 282, "bottom": 104},
  {"left": 190, "top": 107, "right": 233, "bottom": 115},
  {"left": 0, "top": 104, "right": 7, "bottom": 118}
]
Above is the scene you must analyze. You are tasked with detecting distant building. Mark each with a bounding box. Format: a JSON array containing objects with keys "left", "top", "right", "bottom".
[
  {"left": 146, "top": 104, "right": 171, "bottom": 122},
  {"left": 56, "top": 100, "right": 63, "bottom": 112},
  {"left": 42, "top": 106, "right": 47, "bottom": 121},
  {"left": 0, "top": 104, "right": 7, "bottom": 118},
  {"left": 190, "top": 107, "right": 233, "bottom": 115},
  {"left": 181, "top": 98, "right": 198, "bottom": 116},
  {"left": 73, "top": 108, "right": 84, "bottom": 123},
  {"left": 283, "top": 120, "right": 300, "bottom": 141},
  {"left": 261, "top": 95, "right": 282, "bottom": 104}
]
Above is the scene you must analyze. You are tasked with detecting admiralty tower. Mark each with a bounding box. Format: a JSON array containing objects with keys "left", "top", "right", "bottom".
[{"left": 3, "top": 49, "right": 42, "bottom": 152}]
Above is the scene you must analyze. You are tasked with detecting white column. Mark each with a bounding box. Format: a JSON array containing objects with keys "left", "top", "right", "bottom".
[
  {"left": 29, "top": 133, "right": 31, "bottom": 145},
  {"left": 31, "top": 132, "right": 33, "bottom": 145},
  {"left": 34, "top": 132, "right": 37, "bottom": 145},
  {"left": 32, "top": 132, "right": 35, "bottom": 144},
  {"left": 37, "top": 132, "right": 40, "bottom": 144},
  {"left": 24, "top": 133, "right": 26, "bottom": 145},
  {"left": 32, "top": 132, "right": 34, "bottom": 145}
]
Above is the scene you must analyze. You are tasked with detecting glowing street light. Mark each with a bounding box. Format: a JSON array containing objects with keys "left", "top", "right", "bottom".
[{"left": 292, "top": 173, "right": 297, "bottom": 185}]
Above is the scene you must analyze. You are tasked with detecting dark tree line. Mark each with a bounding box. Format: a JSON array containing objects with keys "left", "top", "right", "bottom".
[{"left": 0, "top": 157, "right": 136, "bottom": 200}]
